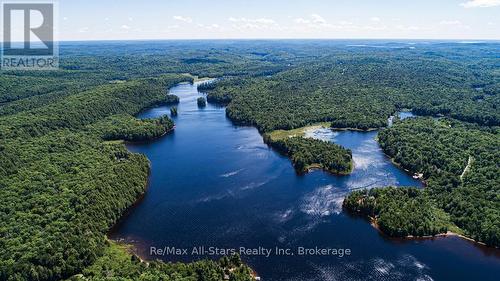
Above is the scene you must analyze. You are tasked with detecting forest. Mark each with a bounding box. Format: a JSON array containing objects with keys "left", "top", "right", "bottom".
[
  {"left": 69, "top": 242, "right": 253, "bottom": 281},
  {"left": 263, "top": 133, "right": 353, "bottom": 175},
  {"left": 0, "top": 40, "right": 499, "bottom": 280},
  {"left": 0, "top": 74, "right": 203, "bottom": 280},
  {"left": 0, "top": 40, "right": 300, "bottom": 281},
  {"left": 343, "top": 187, "right": 452, "bottom": 237},
  {"left": 92, "top": 114, "right": 175, "bottom": 142},
  {"left": 203, "top": 44, "right": 499, "bottom": 132},
  {"left": 345, "top": 118, "right": 499, "bottom": 246}
]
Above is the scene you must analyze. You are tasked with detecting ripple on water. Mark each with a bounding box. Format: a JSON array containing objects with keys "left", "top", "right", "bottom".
[
  {"left": 300, "top": 185, "right": 346, "bottom": 217},
  {"left": 219, "top": 168, "right": 245, "bottom": 178},
  {"left": 294, "top": 255, "right": 432, "bottom": 281},
  {"left": 115, "top": 82, "right": 499, "bottom": 281}
]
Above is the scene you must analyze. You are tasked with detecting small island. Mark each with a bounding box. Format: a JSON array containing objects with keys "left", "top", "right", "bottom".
[
  {"left": 164, "top": 94, "right": 180, "bottom": 105},
  {"left": 197, "top": 96, "right": 207, "bottom": 108},
  {"left": 170, "top": 106, "right": 178, "bottom": 116},
  {"left": 263, "top": 123, "right": 353, "bottom": 175}
]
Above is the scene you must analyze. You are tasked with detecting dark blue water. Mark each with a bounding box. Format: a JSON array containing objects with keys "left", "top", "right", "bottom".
[{"left": 111, "top": 82, "right": 500, "bottom": 281}]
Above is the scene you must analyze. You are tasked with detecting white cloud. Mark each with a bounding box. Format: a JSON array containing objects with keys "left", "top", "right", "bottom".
[
  {"left": 362, "top": 25, "right": 388, "bottom": 31},
  {"left": 294, "top": 18, "right": 310, "bottom": 24},
  {"left": 121, "top": 25, "right": 131, "bottom": 30},
  {"left": 461, "top": 0, "right": 500, "bottom": 8},
  {"left": 395, "top": 25, "right": 421, "bottom": 31},
  {"left": 228, "top": 17, "right": 276, "bottom": 24},
  {"left": 438, "top": 20, "right": 471, "bottom": 30},
  {"left": 197, "top": 23, "right": 221, "bottom": 30},
  {"left": 339, "top": 20, "right": 353, "bottom": 26},
  {"left": 440, "top": 20, "right": 462, "bottom": 25},
  {"left": 311, "top": 14, "right": 326, "bottom": 24},
  {"left": 173, "top": 15, "right": 193, "bottom": 23},
  {"left": 166, "top": 24, "right": 180, "bottom": 30},
  {"left": 295, "top": 14, "right": 387, "bottom": 32},
  {"left": 228, "top": 17, "right": 279, "bottom": 30},
  {"left": 294, "top": 14, "right": 336, "bottom": 29},
  {"left": 78, "top": 27, "right": 89, "bottom": 33}
]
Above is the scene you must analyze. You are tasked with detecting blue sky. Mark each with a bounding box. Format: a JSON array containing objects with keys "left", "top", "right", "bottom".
[{"left": 57, "top": 0, "right": 500, "bottom": 40}]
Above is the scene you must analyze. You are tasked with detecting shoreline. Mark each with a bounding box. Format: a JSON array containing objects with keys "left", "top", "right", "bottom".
[
  {"left": 107, "top": 162, "right": 151, "bottom": 237},
  {"left": 386, "top": 155, "right": 427, "bottom": 186},
  {"left": 264, "top": 123, "right": 355, "bottom": 176},
  {"left": 122, "top": 126, "right": 176, "bottom": 145},
  {"left": 109, "top": 238, "right": 151, "bottom": 264},
  {"left": 296, "top": 163, "right": 354, "bottom": 177},
  {"left": 266, "top": 122, "right": 331, "bottom": 140},
  {"left": 107, "top": 102, "right": 178, "bottom": 236},
  {"left": 107, "top": 80, "right": 498, "bottom": 273},
  {"left": 331, "top": 127, "right": 379, "bottom": 132},
  {"left": 368, "top": 216, "right": 495, "bottom": 248},
  {"left": 106, "top": 80, "right": 259, "bottom": 279}
]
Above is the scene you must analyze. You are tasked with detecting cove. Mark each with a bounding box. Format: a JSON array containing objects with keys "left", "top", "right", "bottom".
[{"left": 110, "top": 82, "right": 500, "bottom": 281}]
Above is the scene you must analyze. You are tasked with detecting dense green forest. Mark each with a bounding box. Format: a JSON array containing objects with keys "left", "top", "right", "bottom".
[
  {"left": 92, "top": 114, "right": 175, "bottom": 142},
  {"left": 345, "top": 118, "right": 499, "bottom": 246},
  {"left": 204, "top": 46, "right": 499, "bottom": 132},
  {"left": 343, "top": 187, "right": 452, "bottom": 237},
  {"left": 1, "top": 40, "right": 499, "bottom": 280},
  {"left": 0, "top": 74, "right": 202, "bottom": 280},
  {"left": 0, "top": 40, "right": 297, "bottom": 281},
  {"left": 263, "top": 133, "right": 353, "bottom": 175},
  {"left": 197, "top": 97, "right": 207, "bottom": 108},
  {"left": 68, "top": 242, "right": 252, "bottom": 281}
]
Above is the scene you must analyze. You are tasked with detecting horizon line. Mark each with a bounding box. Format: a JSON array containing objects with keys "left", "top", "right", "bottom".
[{"left": 2, "top": 38, "right": 500, "bottom": 44}]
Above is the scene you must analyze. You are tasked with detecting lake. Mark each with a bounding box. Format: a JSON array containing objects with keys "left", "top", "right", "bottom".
[{"left": 110, "top": 81, "right": 500, "bottom": 281}]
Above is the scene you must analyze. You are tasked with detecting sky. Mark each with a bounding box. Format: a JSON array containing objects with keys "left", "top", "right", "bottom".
[{"left": 10, "top": 0, "right": 500, "bottom": 41}]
